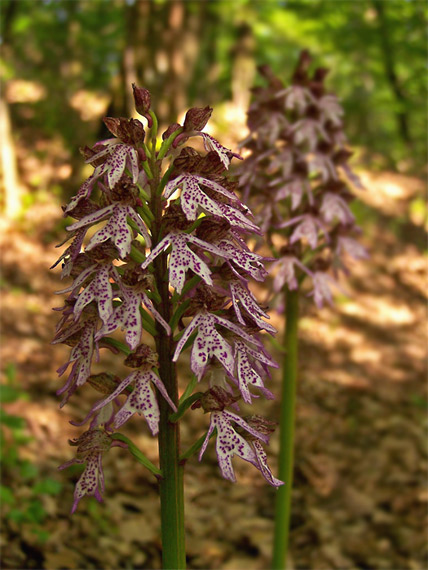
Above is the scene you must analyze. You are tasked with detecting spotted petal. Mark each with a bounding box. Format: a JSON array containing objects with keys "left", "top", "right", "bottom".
[
  {"left": 142, "top": 233, "right": 225, "bottom": 294},
  {"left": 73, "top": 265, "right": 114, "bottom": 326},
  {"left": 320, "top": 192, "right": 355, "bottom": 225},
  {"left": 107, "top": 144, "right": 139, "bottom": 188},
  {"left": 252, "top": 440, "right": 284, "bottom": 487},
  {"left": 83, "top": 204, "right": 150, "bottom": 258},
  {"left": 230, "top": 281, "right": 276, "bottom": 334},
  {"left": 199, "top": 410, "right": 269, "bottom": 482},
  {"left": 234, "top": 340, "right": 274, "bottom": 403},
  {"left": 114, "top": 370, "right": 176, "bottom": 435},
  {"left": 215, "top": 240, "right": 268, "bottom": 282}
]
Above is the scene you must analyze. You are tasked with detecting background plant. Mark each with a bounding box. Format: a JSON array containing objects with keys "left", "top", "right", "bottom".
[{"left": 239, "top": 51, "right": 368, "bottom": 569}]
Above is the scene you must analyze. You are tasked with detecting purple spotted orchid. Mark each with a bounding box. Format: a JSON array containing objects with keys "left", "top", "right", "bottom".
[
  {"left": 239, "top": 52, "right": 369, "bottom": 568},
  {"left": 239, "top": 51, "right": 367, "bottom": 307},
  {"left": 53, "top": 84, "right": 281, "bottom": 549}
]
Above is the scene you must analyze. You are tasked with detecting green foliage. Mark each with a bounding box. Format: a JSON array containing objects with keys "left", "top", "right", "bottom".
[
  {"left": 1, "top": 363, "right": 62, "bottom": 544},
  {"left": 2, "top": 0, "right": 425, "bottom": 175}
]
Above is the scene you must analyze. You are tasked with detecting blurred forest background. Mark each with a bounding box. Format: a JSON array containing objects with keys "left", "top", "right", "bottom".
[{"left": 1, "top": 1, "right": 427, "bottom": 569}]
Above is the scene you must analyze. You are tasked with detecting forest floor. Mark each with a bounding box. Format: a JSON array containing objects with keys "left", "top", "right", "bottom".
[{"left": 0, "top": 170, "right": 426, "bottom": 570}]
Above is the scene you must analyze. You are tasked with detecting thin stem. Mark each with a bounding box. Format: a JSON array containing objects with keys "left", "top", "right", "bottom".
[
  {"left": 272, "top": 287, "right": 299, "bottom": 570},
  {"left": 150, "top": 154, "right": 186, "bottom": 569}
]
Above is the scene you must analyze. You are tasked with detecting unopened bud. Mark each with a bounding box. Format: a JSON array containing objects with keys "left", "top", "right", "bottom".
[
  {"left": 243, "top": 415, "right": 277, "bottom": 440},
  {"left": 199, "top": 386, "right": 239, "bottom": 413},
  {"left": 132, "top": 84, "right": 151, "bottom": 116},
  {"left": 196, "top": 217, "right": 230, "bottom": 243},
  {"left": 124, "top": 344, "right": 159, "bottom": 369},
  {"left": 88, "top": 373, "right": 122, "bottom": 395},
  {"left": 86, "top": 241, "right": 119, "bottom": 263},
  {"left": 69, "top": 429, "right": 112, "bottom": 458},
  {"left": 162, "top": 122, "right": 182, "bottom": 141},
  {"left": 173, "top": 147, "right": 202, "bottom": 173},
  {"left": 183, "top": 106, "right": 212, "bottom": 132}
]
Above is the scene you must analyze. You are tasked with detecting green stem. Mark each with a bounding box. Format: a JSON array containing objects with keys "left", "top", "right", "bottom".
[
  {"left": 272, "top": 287, "right": 299, "bottom": 570},
  {"left": 150, "top": 155, "right": 186, "bottom": 569}
]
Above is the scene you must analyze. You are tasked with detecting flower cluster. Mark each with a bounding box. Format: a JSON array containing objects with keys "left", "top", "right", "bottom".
[
  {"left": 53, "top": 86, "right": 282, "bottom": 511},
  {"left": 239, "top": 51, "right": 368, "bottom": 307}
]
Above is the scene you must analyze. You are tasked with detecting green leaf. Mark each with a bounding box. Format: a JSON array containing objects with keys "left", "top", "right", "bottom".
[
  {"left": 33, "top": 478, "right": 62, "bottom": 495},
  {"left": 25, "top": 500, "right": 46, "bottom": 523},
  {"left": 169, "top": 392, "right": 203, "bottom": 423},
  {"left": 169, "top": 299, "right": 191, "bottom": 332},
  {"left": 102, "top": 337, "right": 131, "bottom": 356},
  {"left": 8, "top": 509, "right": 27, "bottom": 523},
  {"left": 32, "top": 528, "right": 50, "bottom": 543},
  {"left": 0, "top": 385, "right": 21, "bottom": 403},
  {"left": 111, "top": 433, "right": 162, "bottom": 477},
  {"left": 5, "top": 363, "right": 17, "bottom": 384},
  {"left": 0, "top": 485, "right": 15, "bottom": 505},
  {"left": 0, "top": 411, "right": 26, "bottom": 429},
  {"left": 20, "top": 460, "right": 39, "bottom": 480}
]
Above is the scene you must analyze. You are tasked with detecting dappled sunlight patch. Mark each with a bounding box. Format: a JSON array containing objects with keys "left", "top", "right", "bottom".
[
  {"left": 355, "top": 171, "right": 425, "bottom": 216},
  {"left": 69, "top": 90, "right": 110, "bottom": 121},
  {"left": 342, "top": 295, "right": 416, "bottom": 326},
  {"left": 6, "top": 79, "right": 47, "bottom": 103}
]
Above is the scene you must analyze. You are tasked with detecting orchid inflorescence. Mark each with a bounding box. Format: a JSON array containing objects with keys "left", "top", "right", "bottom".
[
  {"left": 239, "top": 50, "right": 368, "bottom": 307},
  {"left": 53, "top": 85, "right": 283, "bottom": 513}
]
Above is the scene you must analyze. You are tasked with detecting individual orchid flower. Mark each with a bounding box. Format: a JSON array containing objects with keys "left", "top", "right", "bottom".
[
  {"left": 214, "top": 239, "right": 268, "bottom": 281},
  {"left": 196, "top": 388, "right": 282, "bottom": 486},
  {"left": 274, "top": 178, "right": 313, "bottom": 210},
  {"left": 173, "top": 310, "right": 260, "bottom": 380},
  {"left": 141, "top": 232, "right": 225, "bottom": 294},
  {"left": 58, "top": 429, "right": 124, "bottom": 513},
  {"left": 336, "top": 236, "right": 369, "bottom": 261},
  {"left": 88, "top": 142, "right": 139, "bottom": 190},
  {"left": 95, "top": 284, "right": 170, "bottom": 350},
  {"left": 320, "top": 192, "right": 355, "bottom": 225},
  {"left": 310, "top": 270, "right": 345, "bottom": 308},
  {"left": 290, "top": 118, "right": 330, "bottom": 151},
  {"left": 199, "top": 409, "right": 269, "bottom": 481},
  {"left": 196, "top": 389, "right": 281, "bottom": 487},
  {"left": 54, "top": 317, "right": 98, "bottom": 406},
  {"left": 279, "top": 214, "right": 328, "bottom": 250},
  {"left": 307, "top": 153, "right": 338, "bottom": 183},
  {"left": 87, "top": 369, "right": 176, "bottom": 435},
  {"left": 229, "top": 281, "right": 276, "bottom": 334},
  {"left": 317, "top": 93, "right": 344, "bottom": 127},
  {"left": 233, "top": 340, "right": 277, "bottom": 403},
  {"left": 67, "top": 202, "right": 151, "bottom": 258},
  {"left": 271, "top": 255, "right": 313, "bottom": 293}
]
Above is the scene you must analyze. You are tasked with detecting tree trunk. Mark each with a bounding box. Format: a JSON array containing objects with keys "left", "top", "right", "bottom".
[
  {"left": 372, "top": 0, "right": 412, "bottom": 145},
  {"left": 0, "top": 97, "right": 24, "bottom": 218}
]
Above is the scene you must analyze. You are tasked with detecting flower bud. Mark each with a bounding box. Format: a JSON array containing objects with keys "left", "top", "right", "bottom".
[
  {"left": 132, "top": 84, "right": 151, "bottom": 116},
  {"left": 69, "top": 429, "right": 112, "bottom": 459},
  {"left": 162, "top": 204, "right": 191, "bottom": 232},
  {"left": 173, "top": 147, "right": 202, "bottom": 173},
  {"left": 183, "top": 106, "right": 213, "bottom": 132},
  {"left": 162, "top": 122, "right": 182, "bottom": 141},
  {"left": 242, "top": 415, "right": 277, "bottom": 440},
  {"left": 198, "top": 386, "right": 239, "bottom": 413},
  {"left": 195, "top": 217, "right": 230, "bottom": 243},
  {"left": 87, "top": 372, "right": 122, "bottom": 395},
  {"left": 124, "top": 344, "right": 159, "bottom": 369},
  {"left": 85, "top": 241, "right": 120, "bottom": 263}
]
